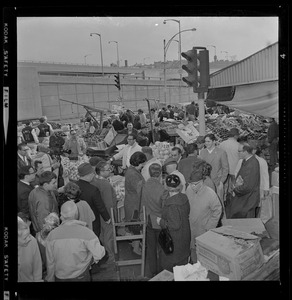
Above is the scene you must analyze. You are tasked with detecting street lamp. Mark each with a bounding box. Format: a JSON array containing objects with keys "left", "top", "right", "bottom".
[
  {"left": 207, "top": 45, "right": 217, "bottom": 62},
  {"left": 163, "top": 19, "right": 182, "bottom": 103},
  {"left": 84, "top": 54, "right": 92, "bottom": 65},
  {"left": 221, "top": 51, "right": 228, "bottom": 61},
  {"left": 108, "top": 40, "right": 120, "bottom": 67},
  {"left": 90, "top": 33, "right": 104, "bottom": 76},
  {"left": 163, "top": 27, "right": 196, "bottom": 104}
]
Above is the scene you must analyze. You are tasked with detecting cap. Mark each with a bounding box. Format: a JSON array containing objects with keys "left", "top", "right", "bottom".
[
  {"left": 78, "top": 162, "right": 94, "bottom": 177},
  {"left": 196, "top": 136, "right": 205, "bottom": 144},
  {"left": 163, "top": 157, "right": 178, "bottom": 167},
  {"left": 165, "top": 174, "right": 181, "bottom": 188},
  {"left": 229, "top": 128, "right": 240, "bottom": 137},
  {"left": 61, "top": 200, "right": 78, "bottom": 219},
  {"left": 89, "top": 156, "right": 104, "bottom": 167}
]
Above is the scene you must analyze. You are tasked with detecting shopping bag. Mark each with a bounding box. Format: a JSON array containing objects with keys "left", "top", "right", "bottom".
[{"left": 158, "top": 227, "right": 174, "bottom": 255}]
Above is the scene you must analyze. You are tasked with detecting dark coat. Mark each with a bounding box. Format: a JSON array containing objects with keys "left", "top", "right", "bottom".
[
  {"left": 76, "top": 179, "right": 110, "bottom": 237},
  {"left": 124, "top": 166, "right": 145, "bottom": 221},
  {"left": 17, "top": 154, "right": 32, "bottom": 172},
  {"left": 227, "top": 155, "right": 260, "bottom": 218},
  {"left": 18, "top": 181, "right": 34, "bottom": 217},
  {"left": 160, "top": 193, "right": 191, "bottom": 271},
  {"left": 178, "top": 155, "right": 202, "bottom": 183}
]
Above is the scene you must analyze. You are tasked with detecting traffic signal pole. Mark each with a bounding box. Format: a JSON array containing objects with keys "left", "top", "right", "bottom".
[{"left": 198, "top": 92, "right": 206, "bottom": 135}]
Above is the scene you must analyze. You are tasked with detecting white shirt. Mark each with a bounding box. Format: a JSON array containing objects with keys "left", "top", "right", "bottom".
[
  {"left": 113, "top": 142, "right": 142, "bottom": 169},
  {"left": 18, "top": 153, "right": 29, "bottom": 165},
  {"left": 219, "top": 138, "right": 240, "bottom": 175},
  {"left": 20, "top": 180, "right": 30, "bottom": 186},
  {"left": 141, "top": 157, "right": 162, "bottom": 182},
  {"left": 171, "top": 170, "right": 186, "bottom": 194}
]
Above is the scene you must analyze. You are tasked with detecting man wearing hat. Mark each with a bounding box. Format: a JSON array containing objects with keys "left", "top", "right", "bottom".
[
  {"left": 186, "top": 168, "right": 222, "bottom": 264},
  {"left": 45, "top": 201, "right": 106, "bottom": 281},
  {"left": 137, "top": 125, "right": 149, "bottom": 146},
  {"left": 75, "top": 163, "right": 111, "bottom": 238},
  {"left": 219, "top": 128, "right": 240, "bottom": 200},
  {"left": 164, "top": 157, "right": 186, "bottom": 193}
]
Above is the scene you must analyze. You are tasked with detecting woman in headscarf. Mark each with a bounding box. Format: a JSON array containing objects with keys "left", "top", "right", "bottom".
[{"left": 158, "top": 174, "right": 191, "bottom": 272}]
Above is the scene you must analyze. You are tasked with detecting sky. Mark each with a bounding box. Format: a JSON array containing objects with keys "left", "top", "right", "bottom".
[{"left": 17, "top": 16, "right": 278, "bottom": 66}]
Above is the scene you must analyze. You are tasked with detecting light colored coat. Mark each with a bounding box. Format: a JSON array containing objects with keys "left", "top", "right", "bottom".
[
  {"left": 199, "top": 147, "right": 229, "bottom": 186},
  {"left": 219, "top": 137, "right": 240, "bottom": 175}
]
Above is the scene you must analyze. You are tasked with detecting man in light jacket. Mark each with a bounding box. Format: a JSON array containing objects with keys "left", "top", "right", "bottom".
[
  {"left": 45, "top": 201, "right": 105, "bottom": 281},
  {"left": 110, "top": 133, "right": 141, "bottom": 169}
]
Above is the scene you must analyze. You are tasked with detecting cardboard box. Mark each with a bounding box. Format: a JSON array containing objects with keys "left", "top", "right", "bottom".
[
  {"left": 196, "top": 227, "right": 265, "bottom": 280},
  {"left": 222, "top": 218, "right": 270, "bottom": 238}
]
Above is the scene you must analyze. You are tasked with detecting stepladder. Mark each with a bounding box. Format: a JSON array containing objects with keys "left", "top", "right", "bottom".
[{"left": 110, "top": 206, "right": 147, "bottom": 280}]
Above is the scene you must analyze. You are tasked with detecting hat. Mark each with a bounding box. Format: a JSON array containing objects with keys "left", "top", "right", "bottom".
[
  {"left": 89, "top": 156, "right": 104, "bottom": 167},
  {"left": 61, "top": 201, "right": 78, "bottom": 219},
  {"left": 78, "top": 163, "right": 94, "bottom": 177},
  {"left": 196, "top": 136, "right": 205, "bottom": 144},
  {"left": 163, "top": 157, "right": 178, "bottom": 167},
  {"left": 165, "top": 174, "right": 181, "bottom": 188},
  {"left": 229, "top": 128, "right": 239, "bottom": 137}
]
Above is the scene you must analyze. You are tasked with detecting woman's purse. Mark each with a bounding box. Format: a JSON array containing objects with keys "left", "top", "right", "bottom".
[{"left": 158, "top": 227, "right": 174, "bottom": 255}]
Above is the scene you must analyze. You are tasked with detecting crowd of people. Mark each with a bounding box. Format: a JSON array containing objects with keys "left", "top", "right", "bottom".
[{"left": 17, "top": 109, "right": 278, "bottom": 282}]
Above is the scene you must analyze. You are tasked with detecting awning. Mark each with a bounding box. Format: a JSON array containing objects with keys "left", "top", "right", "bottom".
[{"left": 206, "top": 81, "right": 278, "bottom": 119}]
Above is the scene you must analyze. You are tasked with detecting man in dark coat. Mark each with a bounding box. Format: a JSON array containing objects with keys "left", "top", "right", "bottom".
[
  {"left": 178, "top": 143, "right": 203, "bottom": 184},
  {"left": 75, "top": 163, "right": 111, "bottom": 237},
  {"left": 17, "top": 143, "right": 32, "bottom": 173},
  {"left": 267, "top": 118, "right": 279, "bottom": 171},
  {"left": 226, "top": 143, "right": 260, "bottom": 219},
  {"left": 18, "top": 166, "right": 36, "bottom": 217}
]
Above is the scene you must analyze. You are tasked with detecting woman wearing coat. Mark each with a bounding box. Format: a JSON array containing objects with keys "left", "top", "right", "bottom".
[
  {"left": 124, "top": 151, "right": 147, "bottom": 255},
  {"left": 158, "top": 174, "right": 191, "bottom": 272}
]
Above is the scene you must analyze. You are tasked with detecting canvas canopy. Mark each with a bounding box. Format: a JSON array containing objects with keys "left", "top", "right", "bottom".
[{"left": 206, "top": 80, "right": 278, "bottom": 119}]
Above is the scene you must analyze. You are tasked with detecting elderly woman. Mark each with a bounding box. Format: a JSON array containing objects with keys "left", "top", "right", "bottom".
[
  {"left": 124, "top": 151, "right": 147, "bottom": 255},
  {"left": 158, "top": 174, "right": 191, "bottom": 272},
  {"left": 18, "top": 213, "right": 43, "bottom": 282}
]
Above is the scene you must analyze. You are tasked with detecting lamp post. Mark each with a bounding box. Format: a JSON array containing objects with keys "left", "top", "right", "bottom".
[
  {"left": 207, "top": 45, "right": 217, "bottom": 62},
  {"left": 163, "top": 19, "right": 182, "bottom": 103},
  {"left": 108, "top": 40, "right": 120, "bottom": 67},
  {"left": 163, "top": 27, "right": 196, "bottom": 104},
  {"left": 84, "top": 54, "right": 92, "bottom": 65},
  {"left": 90, "top": 33, "right": 104, "bottom": 76}
]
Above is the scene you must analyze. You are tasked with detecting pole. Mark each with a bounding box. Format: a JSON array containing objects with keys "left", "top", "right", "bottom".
[
  {"left": 145, "top": 98, "right": 155, "bottom": 143},
  {"left": 99, "top": 35, "right": 104, "bottom": 76},
  {"left": 116, "top": 42, "right": 120, "bottom": 67},
  {"left": 178, "top": 21, "right": 182, "bottom": 104},
  {"left": 163, "top": 39, "right": 167, "bottom": 105},
  {"left": 198, "top": 92, "right": 205, "bottom": 135}
]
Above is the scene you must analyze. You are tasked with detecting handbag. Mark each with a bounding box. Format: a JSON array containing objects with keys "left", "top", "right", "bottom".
[{"left": 158, "top": 227, "right": 174, "bottom": 255}]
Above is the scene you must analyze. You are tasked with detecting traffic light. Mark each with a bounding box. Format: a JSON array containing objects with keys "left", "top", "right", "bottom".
[
  {"left": 181, "top": 47, "right": 210, "bottom": 93},
  {"left": 197, "top": 49, "right": 210, "bottom": 91},
  {"left": 181, "top": 48, "right": 198, "bottom": 90},
  {"left": 114, "top": 73, "right": 121, "bottom": 90}
]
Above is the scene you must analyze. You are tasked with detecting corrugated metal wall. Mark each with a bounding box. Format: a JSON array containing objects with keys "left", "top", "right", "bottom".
[{"left": 210, "top": 42, "right": 278, "bottom": 88}]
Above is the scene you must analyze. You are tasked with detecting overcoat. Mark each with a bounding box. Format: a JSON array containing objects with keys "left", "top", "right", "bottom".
[
  {"left": 124, "top": 166, "right": 145, "bottom": 221},
  {"left": 227, "top": 155, "right": 260, "bottom": 218}
]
